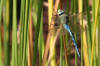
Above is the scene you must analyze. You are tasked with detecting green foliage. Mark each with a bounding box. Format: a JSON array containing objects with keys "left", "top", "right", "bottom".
[{"left": 0, "top": 0, "right": 99, "bottom": 66}]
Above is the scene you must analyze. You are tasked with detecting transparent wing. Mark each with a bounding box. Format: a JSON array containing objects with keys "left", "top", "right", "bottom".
[
  {"left": 62, "top": 26, "right": 81, "bottom": 47},
  {"left": 62, "top": 29, "right": 81, "bottom": 57},
  {"left": 62, "top": 23, "right": 82, "bottom": 42},
  {"left": 67, "top": 12, "right": 89, "bottom": 34}
]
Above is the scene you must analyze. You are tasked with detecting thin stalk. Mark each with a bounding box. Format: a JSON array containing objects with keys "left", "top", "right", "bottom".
[
  {"left": 94, "top": 1, "right": 97, "bottom": 66},
  {"left": 22, "top": 0, "right": 30, "bottom": 65},
  {"left": 0, "top": 1, "right": 3, "bottom": 65},
  {"left": 48, "top": 26, "right": 62, "bottom": 65},
  {"left": 5, "top": 0, "right": 10, "bottom": 66},
  {"left": 38, "top": 10, "right": 44, "bottom": 66},
  {"left": 73, "top": 0, "right": 78, "bottom": 66},
  {"left": 48, "top": 0, "right": 57, "bottom": 65},
  {"left": 32, "top": 0, "right": 43, "bottom": 65},
  {"left": 91, "top": 0, "right": 100, "bottom": 66},
  {"left": 97, "top": 1, "right": 100, "bottom": 65},
  {"left": 49, "top": 0, "right": 61, "bottom": 65},
  {"left": 0, "top": 33, "right": 2, "bottom": 66},
  {"left": 19, "top": 0, "right": 26, "bottom": 65},
  {"left": 86, "top": 0, "right": 92, "bottom": 63},
  {"left": 78, "top": 0, "right": 89, "bottom": 66},
  {"left": 60, "top": 34, "right": 63, "bottom": 66},
  {"left": 28, "top": 5, "right": 33, "bottom": 66},
  {"left": 42, "top": 0, "right": 60, "bottom": 66},
  {"left": 12, "top": 0, "right": 17, "bottom": 66},
  {"left": 0, "top": 0, "right": 3, "bottom": 65},
  {"left": 98, "top": 4, "right": 100, "bottom": 66},
  {"left": 66, "top": 0, "right": 69, "bottom": 14},
  {"left": 48, "top": 0, "right": 53, "bottom": 25},
  {"left": 62, "top": 34, "right": 68, "bottom": 66},
  {"left": 3, "top": 0, "right": 10, "bottom": 66}
]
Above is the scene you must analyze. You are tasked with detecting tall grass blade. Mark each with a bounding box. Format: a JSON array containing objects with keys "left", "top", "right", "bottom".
[
  {"left": 28, "top": 0, "right": 34, "bottom": 66},
  {"left": 86, "top": 0, "right": 92, "bottom": 62},
  {"left": 98, "top": 3, "right": 100, "bottom": 66},
  {"left": 18, "top": 0, "right": 26, "bottom": 65},
  {"left": 91, "top": 0, "right": 100, "bottom": 66},
  {"left": 79, "top": 0, "right": 89, "bottom": 66},
  {"left": 32, "top": 0, "right": 43, "bottom": 65},
  {"left": 3, "top": 0, "right": 11, "bottom": 66},
  {"left": 0, "top": 1, "right": 3, "bottom": 65},
  {"left": 60, "top": 34, "right": 63, "bottom": 66},
  {"left": 48, "top": 0, "right": 57, "bottom": 66},
  {"left": 0, "top": 0, "right": 3, "bottom": 65},
  {"left": 12, "top": 0, "right": 17, "bottom": 66},
  {"left": 22, "top": 0, "right": 30, "bottom": 65},
  {"left": 60, "top": 34, "right": 67, "bottom": 66},
  {"left": 0, "top": 34, "right": 2, "bottom": 66},
  {"left": 38, "top": 12, "right": 44, "bottom": 66}
]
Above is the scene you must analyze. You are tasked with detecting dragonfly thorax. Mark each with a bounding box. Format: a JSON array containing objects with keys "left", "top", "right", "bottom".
[
  {"left": 66, "top": 15, "right": 69, "bottom": 24},
  {"left": 59, "top": 14, "right": 67, "bottom": 24}
]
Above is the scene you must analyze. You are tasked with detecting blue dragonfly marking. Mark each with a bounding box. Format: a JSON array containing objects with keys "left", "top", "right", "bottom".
[{"left": 56, "top": 9, "right": 83, "bottom": 58}]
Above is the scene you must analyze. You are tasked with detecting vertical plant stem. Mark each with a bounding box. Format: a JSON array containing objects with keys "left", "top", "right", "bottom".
[
  {"left": 0, "top": 33, "right": 2, "bottom": 66},
  {"left": 3, "top": 0, "right": 10, "bottom": 66},
  {"left": 5, "top": 0, "right": 10, "bottom": 66},
  {"left": 49, "top": 0, "right": 60, "bottom": 66},
  {"left": 0, "top": 1, "right": 3, "bottom": 65},
  {"left": 42, "top": 0, "right": 60, "bottom": 66},
  {"left": 60, "top": 34, "right": 63, "bottom": 66},
  {"left": 48, "top": 0, "right": 53, "bottom": 25},
  {"left": 28, "top": 5, "right": 33, "bottom": 66},
  {"left": 0, "top": 0, "right": 3, "bottom": 65},
  {"left": 19, "top": 0, "right": 26, "bottom": 65},
  {"left": 32, "top": 0, "right": 43, "bottom": 65},
  {"left": 66, "top": 0, "right": 69, "bottom": 14},
  {"left": 22, "top": 0, "right": 30, "bottom": 65},
  {"left": 12, "top": 0, "right": 17, "bottom": 65},
  {"left": 78, "top": 0, "right": 89, "bottom": 66},
  {"left": 98, "top": 4, "right": 100, "bottom": 66},
  {"left": 86, "top": 0, "right": 92, "bottom": 62},
  {"left": 48, "top": 0, "right": 57, "bottom": 66},
  {"left": 62, "top": 35, "right": 68, "bottom": 66},
  {"left": 91, "top": 0, "right": 100, "bottom": 66},
  {"left": 73, "top": 0, "right": 78, "bottom": 66},
  {"left": 38, "top": 11, "right": 44, "bottom": 66}
]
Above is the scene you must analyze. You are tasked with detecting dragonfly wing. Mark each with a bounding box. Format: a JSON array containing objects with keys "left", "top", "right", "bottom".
[{"left": 67, "top": 12, "right": 89, "bottom": 34}]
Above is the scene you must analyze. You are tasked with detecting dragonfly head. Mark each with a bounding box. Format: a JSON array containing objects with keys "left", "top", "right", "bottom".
[
  {"left": 57, "top": 9, "right": 65, "bottom": 16},
  {"left": 57, "top": 9, "right": 68, "bottom": 24}
]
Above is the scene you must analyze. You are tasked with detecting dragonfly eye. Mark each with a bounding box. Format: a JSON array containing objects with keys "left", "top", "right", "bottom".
[
  {"left": 66, "top": 16, "right": 69, "bottom": 24},
  {"left": 58, "top": 9, "right": 64, "bottom": 16}
]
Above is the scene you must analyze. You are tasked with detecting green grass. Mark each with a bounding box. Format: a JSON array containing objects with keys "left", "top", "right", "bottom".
[
  {"left": 0, "top": 0, "right": 3, "bottom": 65},
  {"left": 0, "top": 0, "right": 99, "bottom": 66}
]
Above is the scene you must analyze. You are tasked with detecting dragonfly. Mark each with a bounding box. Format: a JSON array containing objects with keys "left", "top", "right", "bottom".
[{"left": 50, "top": 9, "right": 87, "bottom": 58}]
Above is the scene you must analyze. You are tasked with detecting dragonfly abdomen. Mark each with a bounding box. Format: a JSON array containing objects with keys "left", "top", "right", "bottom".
[{"left": 63, "top": 24, "right": 80, "bottom": 58}]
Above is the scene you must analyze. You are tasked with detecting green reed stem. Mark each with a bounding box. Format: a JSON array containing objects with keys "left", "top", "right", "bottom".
[
  {"left": 98, "top": 5, "right": 100, "bottom": 66},
  {"left": 12, "top": 0, "right": 17, "bottom": 66},
  {"left": 86, "top": 0, "right": 92, "bottom": 62},
  {"left": 32, "top": 0, "right": 43, "bottom": 65},
  {"left": 38, "top": 11, "right": 44, "bottom": 66},
  {"left": 22, "top": 0, "right": 30, "bottom": 65},
  {"left": 0, "top": 1, "right": 2, "bottom": 65}
]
